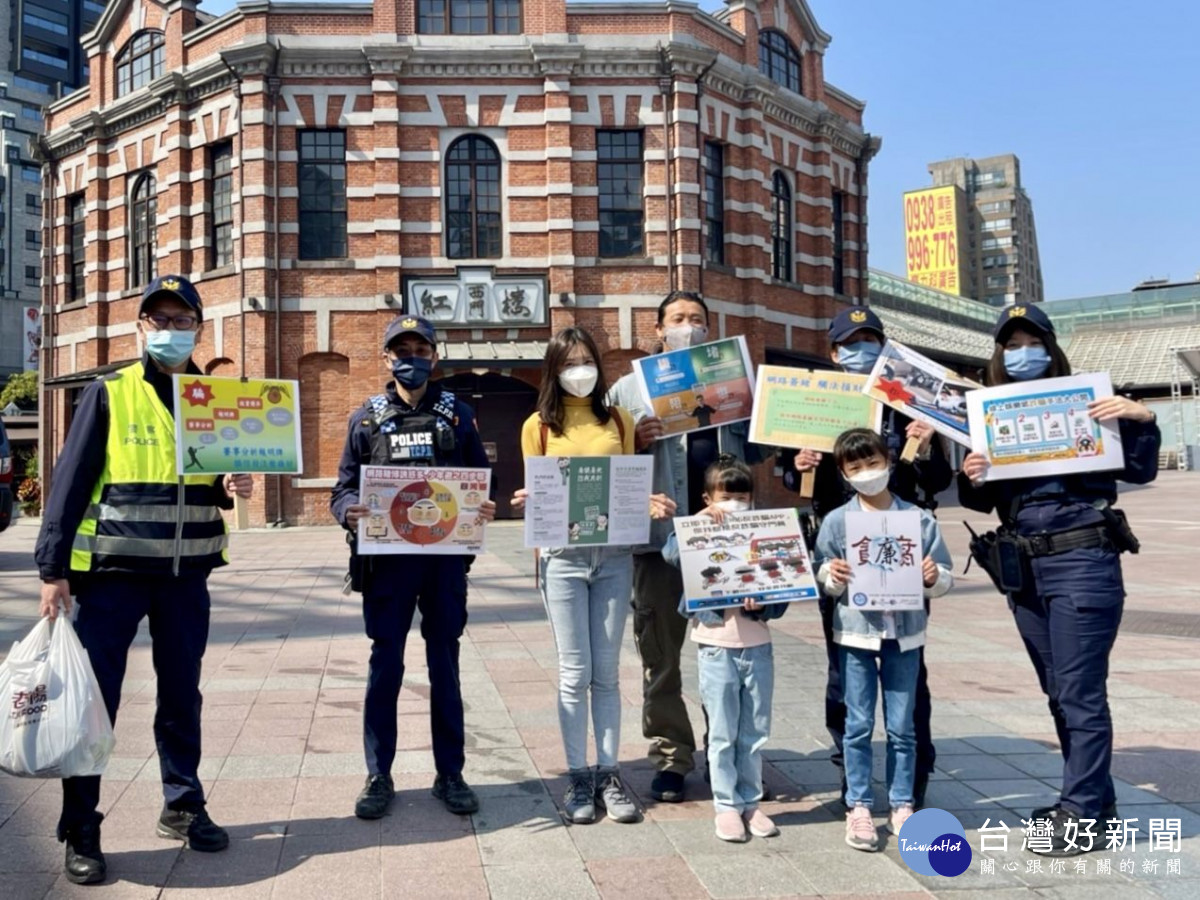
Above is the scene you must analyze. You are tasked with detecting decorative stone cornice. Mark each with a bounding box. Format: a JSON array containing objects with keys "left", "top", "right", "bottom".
[
  {"left": 531, "top": 43, "right": 584, "bottom": 77},
  {"left": 279, "top": 47, "right": 371, "bottom": 79},
  {"left": 364, "top": 44, "right": 413, "bottom": 76},
  {"left": 220, "top": 42, "right": 279, "bottom": 78}
]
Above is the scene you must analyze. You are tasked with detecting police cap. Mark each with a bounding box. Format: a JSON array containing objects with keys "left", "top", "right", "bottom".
[
  {"left": 993, "top": 303, "right": 1055, "bottom": 342},
  {"left": 828, "top": 307, "right": 885, "bottom": 345},
  {"left": 383, "top": 315, "right": 437, "bottom": 351},
  {"left": 140, "top": 275, "right": 203, "bottom": 320}
]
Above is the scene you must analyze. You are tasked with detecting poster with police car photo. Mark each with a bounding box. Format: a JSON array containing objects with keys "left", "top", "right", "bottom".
[
  {"left": 862, "top": 340, "right": 981, "bottom": 448},
  {"left": 673, "top": 508, "right": 820, "bottom": 612},
  {"left": 523, "top": 455, "right": 654, "bottom": 549},
  {"left": 844, "top": 509, "right": 926, "bottom": 610},
  {"left": 357, "top": 465, "right": 492, "bottom": 555}
]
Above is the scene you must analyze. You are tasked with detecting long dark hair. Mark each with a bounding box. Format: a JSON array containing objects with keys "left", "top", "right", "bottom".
[
  {"left": 536, "top": 327, "right": 612, "bottom": 436},
  {"left": 985, "top": 323, "right": 1072, "bottom": 386},
  {"left": 704, "top": 453, "right": 754, "bottom": 496}
]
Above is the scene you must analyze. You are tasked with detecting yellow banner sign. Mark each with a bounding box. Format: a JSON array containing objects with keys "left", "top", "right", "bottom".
[{"left": 904, "top": 185, "right": 962, "bottom": 295}]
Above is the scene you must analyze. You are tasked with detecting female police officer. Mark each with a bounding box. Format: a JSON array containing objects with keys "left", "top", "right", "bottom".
[{"left": 959, "top": 304, "right": 1160, "bottom": 857}]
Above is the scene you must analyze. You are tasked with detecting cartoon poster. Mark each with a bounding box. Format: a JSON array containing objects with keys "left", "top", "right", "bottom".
[
  {"left": 357, "top": 466, "right": 491, "bottom": 555},
  {"left": 633, "top": 336, "right": 755, "bottom": 439},
  {"left": 966, "top": 373, "right": 1124, "bottom": 481},
  {"left": 863, "top": 340, "right": 981, "bottom": 448},
  {"left": 749, "top": 366, "right": 882, "bottom": 451},
  {"left": 844, "top": 509, "right": 925, "bottom": 610},
  {"left": 172, "top": 375, "right": 302, "bottom": 475},
  {"left": 673, "top": 508, "right": 820, "bottom": 612},
  {"left": 523, "top": 455, "right": 654, "bottom": 549}
]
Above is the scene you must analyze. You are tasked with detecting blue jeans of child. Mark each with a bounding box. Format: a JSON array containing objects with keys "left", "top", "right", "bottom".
[
  {"left": 697, "top": 642, "right": 774, "bottom": 814},
  {"left": 540, "top": 547, "right": 633, "bottom": 771},
  {"left": 840, "top": 640, "right": 920, "bottom": 810}
]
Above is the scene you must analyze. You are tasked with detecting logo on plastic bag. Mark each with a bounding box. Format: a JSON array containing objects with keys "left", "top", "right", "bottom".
[{"left": 9, "top": 684, "right": 49, "bottom": 727}]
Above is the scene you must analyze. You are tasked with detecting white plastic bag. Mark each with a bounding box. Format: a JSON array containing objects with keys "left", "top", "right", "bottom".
[{"left": 0, "top": 615, "right": 116, "bottom": 778}]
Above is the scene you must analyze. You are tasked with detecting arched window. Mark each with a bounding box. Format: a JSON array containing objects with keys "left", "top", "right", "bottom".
[
  {"left": 770, "top": 172, "right": 792, "bottom": 282},
  {"left": 446, "top": 136, "right": 501, "bottom": 259},
  {"left": 417, "top": 0, "right": 521, "bottom": 35},
  {"left": 758, "top": 29, "right": 801, "bottom": 94},
  {"left": 115, "top": 30, "right": 165, "bottom": 97},
  {"left": 130, "top": 172, "right": 157, "bottom": 288}
]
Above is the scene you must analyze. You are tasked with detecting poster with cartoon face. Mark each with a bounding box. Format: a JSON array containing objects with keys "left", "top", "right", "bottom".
[
  {"left": 673, "top": 508, "right": 819, "bottom": 612},
  {"left": 357, "top": 465, "right": 491, "bottom": 555}
]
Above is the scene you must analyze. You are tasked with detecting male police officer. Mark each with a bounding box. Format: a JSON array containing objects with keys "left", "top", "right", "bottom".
[
  {"left": 331, "top": 315, "right": 495, "bottom": 820},
  {"left": 35, "top": 275, "right": 253, "bottom": 885},
  {"left": 788, "top": 307, "right": 953, "bottom": 808}
]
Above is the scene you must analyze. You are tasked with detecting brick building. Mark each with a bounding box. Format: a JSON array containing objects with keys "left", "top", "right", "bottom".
[{"left": 37, "top": 0, "right": 878, "bottom": 524}]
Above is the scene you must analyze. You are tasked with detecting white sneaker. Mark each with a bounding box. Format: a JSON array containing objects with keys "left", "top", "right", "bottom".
[{"left": 845, "top": 805, "right": 879, "bottom": 851}]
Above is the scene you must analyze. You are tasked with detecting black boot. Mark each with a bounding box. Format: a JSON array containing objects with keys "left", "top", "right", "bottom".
[{"left": 63, "top": 814, "right": 107, "bottom": 885}]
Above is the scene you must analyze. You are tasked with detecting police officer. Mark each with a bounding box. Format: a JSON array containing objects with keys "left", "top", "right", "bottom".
[
  {"left": 35, "top": 275, "right": 253, "bottom": 885},
  {"left": 960, "top": 304, "right": 1159, "bottom": 856},
  {"left": 331, "top": 315, "right": 495, "bottom": 820},
  {"left": 787, "top": 307, "right": 953, "bottom": 807}
]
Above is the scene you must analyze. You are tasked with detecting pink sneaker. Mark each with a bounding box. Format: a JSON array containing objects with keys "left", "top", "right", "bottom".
[
  {"left": 715, "top": 810, "right": 748, "bottom": 843},
  {"left": 743, "top": 809, "right": 780, "bottom": 838},
  {"left": 845, "top": 805, "right": 879, "bottom": 851},
  {"left": 889, "top": 804, "right": 914, "bottom": 835}
]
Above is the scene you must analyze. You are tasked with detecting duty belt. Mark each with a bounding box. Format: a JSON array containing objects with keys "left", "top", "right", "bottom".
[{"left": 1016, "top": 525, "right": 1111, "bottom": 558}]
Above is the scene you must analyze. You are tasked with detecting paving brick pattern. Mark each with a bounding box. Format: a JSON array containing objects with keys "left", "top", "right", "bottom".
[{"left": 2, "top": 473, "right": 1199, "bottom": 898}]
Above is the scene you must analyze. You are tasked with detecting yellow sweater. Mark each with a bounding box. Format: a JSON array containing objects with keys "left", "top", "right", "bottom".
[{"left": 521, "top": 398, "right": 636, "bottom": 457}]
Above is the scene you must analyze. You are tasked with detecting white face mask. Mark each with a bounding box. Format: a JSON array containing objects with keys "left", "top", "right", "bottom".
[
  {"left": 847, "top": 467, "right": 890, "bottom": 497},
  {"left": 558, "top": 364, "right": 599, "bottom": 398},
  {"left": 663, "top": 323, "right": 709, "bottom": 351},
  {"left": 714, "top": 499, "right": 751, "bottom": 513}
]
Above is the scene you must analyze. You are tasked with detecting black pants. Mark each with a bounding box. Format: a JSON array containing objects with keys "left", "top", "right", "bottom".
[
  {"left": 362, "top": 557, "right": 468, "bottom": 778},
  {"left": 819, "top": 595, "right": 936, "bottom": 785},
  {"left": 60, "top": 574, "right": 211, "bottom": 837}
]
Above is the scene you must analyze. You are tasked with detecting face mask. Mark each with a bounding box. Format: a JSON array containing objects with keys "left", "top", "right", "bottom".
[
  {"left": 392, "top": 356, "right": 433, "bottom": 390},
  {"left": 846, "top": 467, "right": 890, "bottom": 497},
  {"left": 663, "top": 323, "right": 708, "bottom": 351},
  {"left": 145, "top": 329, "right": 196, "bottom": 367},
  {"left": 714, "top": 499, "right": 751, "bottom": 513},
  {"left": 558, "top": 364, "right": 598, "bottom": 398},
  {"left": 1003, "top": 346, "right": 1051, "bottom": 381},
  {"left": 836, "top": 341, "right": 881, "bottom": 374}
]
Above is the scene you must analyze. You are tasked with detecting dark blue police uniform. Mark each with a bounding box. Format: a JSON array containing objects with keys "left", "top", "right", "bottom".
[
  {"left": 782, "top": 307, "right": 954, "bottom": 804},
  {"left": 958, "top": 417, "right": 1160, "bottom": 819},
  {"left": 330, "top": 380, "right": 489, "bottom": 780}
]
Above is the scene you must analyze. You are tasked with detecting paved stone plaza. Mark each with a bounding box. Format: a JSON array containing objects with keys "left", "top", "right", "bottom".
[{"left": 2, "top": 473, "right": 1199, "bottom": 899}]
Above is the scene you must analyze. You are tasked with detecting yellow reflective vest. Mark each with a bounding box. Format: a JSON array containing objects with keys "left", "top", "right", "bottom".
[{"left": 70, "top": 363, "right": 229, "bottom": 576}]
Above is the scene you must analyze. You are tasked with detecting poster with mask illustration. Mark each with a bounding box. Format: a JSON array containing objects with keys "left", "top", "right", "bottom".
[
  {"left": 674, "top": 507, "right": 820, "bottom": 612},
  {"left": 523, "top": 455, "right": 654, "bottom": 549},
  {"left": 172, "top": 375, "right": 302, "bottom": 475},
  {"left": 633, "top": 336, "right": 755, "bottom": 439},
  {"left": 749, "top": 367, "right": 882, "bottom": 450},
  {"left": 863, "top": 340, "right": 981, "bottom": 448},
  {"left": 844, "top": 509, "right": 925, "bottom": 610},
  {"left": 966, "top": 373, "right": 1124, "bottom": 481},
  {"left": 357, "top": 466, "right": 491, "bottom": 555}
]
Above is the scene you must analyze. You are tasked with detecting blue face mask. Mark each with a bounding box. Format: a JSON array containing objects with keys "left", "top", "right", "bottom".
[
  {"left": 836, "top": 341, "right": 881, "bottom": 374},
  {"left": 145, "top": 329, "right": 196, "bottom": 368},
  {"left": 1003, "top": 346, "right": 1051, "bottom": 381},
  {"left": 392, "top": 356, "right": 433, "bottom": 389}
]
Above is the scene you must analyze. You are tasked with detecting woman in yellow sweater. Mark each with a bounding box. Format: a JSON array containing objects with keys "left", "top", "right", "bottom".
[{"left": 515, "top": 326, "right": 675, "bottom": 826}]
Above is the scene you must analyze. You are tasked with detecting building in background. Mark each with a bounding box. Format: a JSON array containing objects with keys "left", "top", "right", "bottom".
[
  {"left": 916, "top": 153, "right": 1044, "bottom": 307},
  {"left": 37, "top": 0, "right": 879, "bottom": 525},
  {"left": 1, "top": 0, "right": 105, "bottom": 376}
]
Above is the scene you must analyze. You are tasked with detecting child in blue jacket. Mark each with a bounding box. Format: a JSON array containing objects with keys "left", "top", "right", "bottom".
[
  {"left": 814, "top": 429, "right": 953, "bottom": 852},
  {"left": 663, "top": 454, "right": 787, "bottom": 844}
]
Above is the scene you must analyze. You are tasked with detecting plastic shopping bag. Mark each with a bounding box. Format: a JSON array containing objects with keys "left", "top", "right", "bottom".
[{"left": 0, "top": 615, "right": 116, "bottom": 778}]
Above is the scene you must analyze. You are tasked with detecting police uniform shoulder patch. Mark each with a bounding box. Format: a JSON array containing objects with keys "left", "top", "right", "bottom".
[{"left": 849, "top": 310, "right": 867, "bottom": 323}]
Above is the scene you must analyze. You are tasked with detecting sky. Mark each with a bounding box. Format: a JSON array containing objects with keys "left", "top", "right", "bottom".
[{"left": 197, "top": 0, "right": 1200, "bottom": 300}]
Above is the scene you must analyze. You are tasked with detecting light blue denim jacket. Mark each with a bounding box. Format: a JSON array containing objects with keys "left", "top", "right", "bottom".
[
  {"left": 813, "top": 495, "right": 953, "bottom": 652},
  {"left": 606, "top": 370, "right": 771, "bottom": 554},
  {"left": 662, "top": 530, "right": 789, "bottom": 627}
]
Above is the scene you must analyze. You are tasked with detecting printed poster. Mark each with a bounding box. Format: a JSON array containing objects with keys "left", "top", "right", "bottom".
[
  {"left": 357, "top": 465, "right": 491, "bottom": 556},
  {"left": 524, "top": 455, "right": 654, "bottom": 549},
  {"left": 172, "top": 374, "right": 302, "bottom": 475},
  {"left": 673, "top": 508, "right": 820, "bottom": 612},
  {"left": 633, "top": 336, "right": 755, "bottom": 439},
  {"left": 844, "top": 509, "right": 925, "bottom": 611},
  {"left": 23, "top": 306, "right": 41, "bottom": 372},
  {"left": 967, "top": 373, "right": 1124, "bottom": 481},
  {"left": 863, "top": 340, "right": 981, "bottom": 448},
  {"left": 749, "top": 366, "right": 882, "bottom": 451}
]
